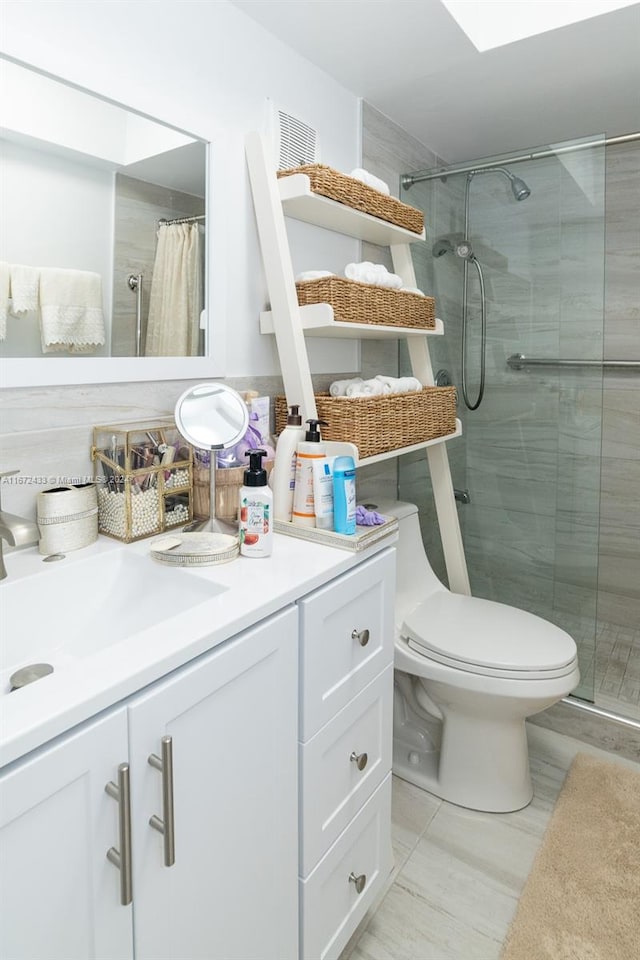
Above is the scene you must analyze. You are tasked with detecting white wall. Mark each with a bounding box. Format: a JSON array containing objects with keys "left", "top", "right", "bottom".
[
  {"left": 1, "top": 0, "right": 362, "bottom": 377},
  {"left": 0, "top": 139, "right": 114, "bottom": 357}
]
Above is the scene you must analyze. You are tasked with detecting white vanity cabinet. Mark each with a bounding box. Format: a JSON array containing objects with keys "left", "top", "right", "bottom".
[
  {"left": 128, "top": 605, "right": 298, "bottom": 960},
  {"left": 297, "top": 548, "right": 395, "bottom": 960},
  {"left": 0, "top": 707, "right": 133, "bottom": 960},
  {"left": 0, "top": 606, "right": 298, "bottom": 960}
]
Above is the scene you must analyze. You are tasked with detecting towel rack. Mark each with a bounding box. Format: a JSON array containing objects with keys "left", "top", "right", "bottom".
[{"left": 507, "top": 353, "right": 640, "bottom": 370}]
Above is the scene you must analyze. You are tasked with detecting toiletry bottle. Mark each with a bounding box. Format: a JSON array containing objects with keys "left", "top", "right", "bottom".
[
  {"left": 333, "top": 455, "right": 357, "bottom": 534},
  {"left": 239, "top": 448, "right": 273, "bottom": 557},
  {"left": 291, "top": 419, "right": 327, "bottom": 528},
  {"left": 272, "top": 404, "right": 305, "bottom": 522}
]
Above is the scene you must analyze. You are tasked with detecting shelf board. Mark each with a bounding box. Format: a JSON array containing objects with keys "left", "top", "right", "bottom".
[
  {"left": 356, "top": 420, "right": 463, "bottom": 466},
  {"left": 260, "top": 303, "right": 443, "bottom": 339},
  {"left": 323, "top": 421, "right": 462, "bottom": 467},
  {"left": 278, "top": 174, "right": 426, "bottom": 245}
]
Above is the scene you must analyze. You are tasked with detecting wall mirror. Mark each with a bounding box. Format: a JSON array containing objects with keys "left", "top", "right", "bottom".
[{"left": 0, "top": 57, "right": 225, "bottom": 387}]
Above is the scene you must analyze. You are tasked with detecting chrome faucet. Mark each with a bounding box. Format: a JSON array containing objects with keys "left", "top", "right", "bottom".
[{"left": 0, "top": 470, "right": 40, "bottom": 580}]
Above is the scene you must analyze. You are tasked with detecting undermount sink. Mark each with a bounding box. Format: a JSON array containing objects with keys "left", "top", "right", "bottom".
[{"left": 0, "top": 548, "right": 225, "bottom": 692}]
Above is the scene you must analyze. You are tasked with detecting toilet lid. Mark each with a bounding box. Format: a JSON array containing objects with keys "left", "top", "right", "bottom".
[{"left": 401, "top": 592, "right": 578, "bottom": 678}]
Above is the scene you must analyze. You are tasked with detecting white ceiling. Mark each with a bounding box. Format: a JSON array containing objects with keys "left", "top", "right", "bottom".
[{"left": 231, "top": 0, "right": 640, "bottom": 163}]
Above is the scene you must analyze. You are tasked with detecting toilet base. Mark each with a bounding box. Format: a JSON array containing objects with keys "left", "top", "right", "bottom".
[{"left": 393, "top": 712, "right": 534, "bottom": 813}]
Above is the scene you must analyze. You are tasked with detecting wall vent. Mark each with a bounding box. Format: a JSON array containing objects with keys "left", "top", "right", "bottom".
[{"left": 271, "top": 105, "right": 319, "bottom": 170}]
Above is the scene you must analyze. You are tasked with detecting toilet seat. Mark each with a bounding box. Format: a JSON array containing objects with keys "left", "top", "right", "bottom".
[{"left": 402, "top": 591, "right": 578, "bottom": 680}]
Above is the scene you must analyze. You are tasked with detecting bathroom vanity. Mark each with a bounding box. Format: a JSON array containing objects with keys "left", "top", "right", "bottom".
[{"left": 0, "top": 532, "right": 396, "bottom": 960}]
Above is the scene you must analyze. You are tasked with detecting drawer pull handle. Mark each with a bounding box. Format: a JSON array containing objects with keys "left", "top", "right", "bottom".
[
  {"left": 352, "top": 628, "right": 370, "bottom": 647},
  {"left": 350, "top": 751, "right": 368, "bottom": 771},
  {"left": 105, "top": 763, "right": 133, "bottom": 906},
  {"left": 148, "top": 735, "right": 176, "bottom": 867},
  {"left": 349, "top": 871, "right": 367, "bottom": 894}
]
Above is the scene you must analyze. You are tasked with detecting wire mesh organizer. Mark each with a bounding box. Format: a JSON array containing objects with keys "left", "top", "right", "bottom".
[
  {"left": 277, "top": 164, "right": 424, "bottom": 234},
  {"left": 92, "top": 418, "right": 193, "bottom": 542},
  {"left": 295, "top": 277, "right": 436, "bottom": 329},
  {"left": 275, "top": 386, "right": 457, "bottom": 460}
]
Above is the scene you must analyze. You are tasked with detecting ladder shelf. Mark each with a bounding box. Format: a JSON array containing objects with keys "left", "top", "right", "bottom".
[{"left": 245, "top": 131, "right": 470, "bottom": 594}]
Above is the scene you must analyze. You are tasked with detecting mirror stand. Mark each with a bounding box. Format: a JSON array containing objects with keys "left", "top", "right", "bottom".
[{"left": 174, "top": 382, "right": 249, "bottom": 536}]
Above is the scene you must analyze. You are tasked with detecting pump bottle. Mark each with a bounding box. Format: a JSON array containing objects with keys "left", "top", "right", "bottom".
[
  {"left": 291, "top": 419, "right": 327, "bottom": 528},
  {"left": 239, "top": 448, "right": 273, "bottom": 557},
  {"left": 272, "top": 404, "right": 304, "bottom": 522}
]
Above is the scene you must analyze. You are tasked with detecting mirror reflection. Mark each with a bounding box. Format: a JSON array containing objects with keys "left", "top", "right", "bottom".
[{"left": 0, "top": 59, "right": 207, "bottom": 359}]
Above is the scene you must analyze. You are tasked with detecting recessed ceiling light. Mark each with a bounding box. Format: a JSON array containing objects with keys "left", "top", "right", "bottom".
[{"left": 441, "top": 0, "right": 639, "bottom": 52}]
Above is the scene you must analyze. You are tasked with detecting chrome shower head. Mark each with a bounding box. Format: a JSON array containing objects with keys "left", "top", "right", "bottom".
[{"left": 509, "top": 173, "right": 531, "bottom": 201}]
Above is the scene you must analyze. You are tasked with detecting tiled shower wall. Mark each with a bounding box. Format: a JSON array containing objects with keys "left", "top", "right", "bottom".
[
  {"left": 361, "top": 104, "right": 639, "bottom": 722},
  {"left": 111, "top": 175, "right": 205, "bottom": 356},
  {"left": 598, "top": 140, "right": 640, "bottom": 631}
]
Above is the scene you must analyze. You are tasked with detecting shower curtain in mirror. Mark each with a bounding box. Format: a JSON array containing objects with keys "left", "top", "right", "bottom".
[{"left": 145, "top": 222, "right": 203, "bottom": 356}]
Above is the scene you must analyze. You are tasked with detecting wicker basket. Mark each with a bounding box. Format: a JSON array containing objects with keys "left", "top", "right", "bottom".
[
  {"left": 194, "top": 462, "right": 274, "bottom": 521},
  {"left": 277, "top": 164, "right": 424, "bottom": 234},
  {"left": 275, "top": 387, "right": 457, "bottom": 460},
  {"left": 296, "top": 277, "right": 435, "bottom": 330}
]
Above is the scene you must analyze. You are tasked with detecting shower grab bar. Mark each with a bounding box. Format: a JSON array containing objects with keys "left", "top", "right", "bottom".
[
  {"left": 128, "top": 273, "right": 143, "bottom": 357},
  {"left": 507, "top": 353, "right": 640, "bottom": 371}
]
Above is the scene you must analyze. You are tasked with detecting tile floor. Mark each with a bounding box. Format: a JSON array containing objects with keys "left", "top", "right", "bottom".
[{"left": 340, "top": 724, "right": 640, "bottom": 960}]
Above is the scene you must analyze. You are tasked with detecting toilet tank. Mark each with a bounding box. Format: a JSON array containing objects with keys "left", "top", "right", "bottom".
[{"left": 368, "top": 499, "right": 446, "bottom": 627}]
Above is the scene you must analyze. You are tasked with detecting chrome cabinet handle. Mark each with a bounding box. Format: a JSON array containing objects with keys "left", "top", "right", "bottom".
[
  {"left": 105, "top": 763, "right": 133, "bottom": 906},
  {"left": 352, "top": 628, "right": 370, "bottom": 647},
  {"left": 349, "top": 871, "right": 366, "bottom": 894},
  {"left": 148, "top": 735, "right": 176, "bottom": 867},
  {"left": 350, "top": 750, "right": 368, "bottom": 771}
]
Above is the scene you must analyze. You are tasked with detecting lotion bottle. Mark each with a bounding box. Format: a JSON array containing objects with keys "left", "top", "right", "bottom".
[
  {"left": 272, "top": 404, "right": 304, "bottom": 522},
  {"left": 239, "top": 448, "right": 273, "bottom": 557},
  {"left": 291, "top": 419, "right": 327, "bottom": 527}
]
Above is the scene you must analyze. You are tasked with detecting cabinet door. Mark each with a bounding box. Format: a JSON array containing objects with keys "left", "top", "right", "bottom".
[
  {"left": 0, "top": 708, "right": 133, "bottom": 960},
  {"left": 128, "top": 607, "right": 298, "bottom": 960}
]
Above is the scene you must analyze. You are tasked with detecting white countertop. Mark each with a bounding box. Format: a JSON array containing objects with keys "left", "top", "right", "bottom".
[{"left": 0, "top": 530, "right": 396, "bottom": 769}]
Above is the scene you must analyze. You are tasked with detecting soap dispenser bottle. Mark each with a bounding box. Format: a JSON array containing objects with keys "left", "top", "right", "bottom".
[
  {"left": 291, "top": 419, "right": 327, "bottom": 528},
  {"left": 239, "top": 448, "right": 273, "bottom": 557},
  {"left": 272, "top": 404, "right": 305, "bottom": 522}
]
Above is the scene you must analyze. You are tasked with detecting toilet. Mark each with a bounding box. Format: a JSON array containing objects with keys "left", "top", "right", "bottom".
[{"left": 378, "top": 500, "right": 580, "bottom": 813}]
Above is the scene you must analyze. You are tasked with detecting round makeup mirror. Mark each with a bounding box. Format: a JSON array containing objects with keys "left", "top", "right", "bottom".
[{"left": 174, "top": 382, "right": 249, "bottom": 532}]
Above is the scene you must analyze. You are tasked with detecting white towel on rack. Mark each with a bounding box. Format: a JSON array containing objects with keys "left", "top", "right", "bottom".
[
  {"left": 39, "top": 267, "right": 106, "bottom": 353},
  {"left": 330, "top": 376, "right": 363, "bottom": 397},
  {"left": 0, "top": 262, "right": 9, "bottom": 340},
  {"left": 349, "top": 168, "right": 390, "bottom": 196},
  {"left": 344, "top": 261, "right": 403, "bottom": 289},
  {"left": 9, "top": 263, "right": 40, "bottom": 315},
  {"left": 295, "top": 270, "right": 335, "bottom": 282},
  {"left": 375, "top": 375, "right": 423, "bottom": 394}
]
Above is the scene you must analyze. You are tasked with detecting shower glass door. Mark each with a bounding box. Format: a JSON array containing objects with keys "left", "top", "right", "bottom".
[{"left": 400, "top": 136, "right": 606, "bottom": 703}]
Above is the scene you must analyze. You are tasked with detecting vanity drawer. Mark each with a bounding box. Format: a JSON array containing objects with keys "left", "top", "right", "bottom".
[
  {"left": 299, "top": 549, "right": 395, "bottom": 741},
  {"left": 299, "top": 774, "right": 393, "bottom": 960},
  {"left": 299, "top": 665, "right": 393, "bottom": 876}
]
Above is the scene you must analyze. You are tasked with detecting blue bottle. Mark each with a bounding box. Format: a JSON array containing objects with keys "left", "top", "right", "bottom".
[{"left": 332, "top": 455, "right": 356, "bottom": 534}]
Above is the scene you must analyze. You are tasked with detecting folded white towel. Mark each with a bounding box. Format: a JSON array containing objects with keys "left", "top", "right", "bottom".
[
  {"left": 346, "top": 378, "right": 385, "bottom": 398},
  {"left": 9, "top": 264, "right": 40, "bottom": 315},
  {"left": 39, "top": 267, "right": 106, "bottom": 353},
  {"left": 0, "top": 262, "right": 9, "bottom": 341},
  {"left": 330, "top": 376, "right": 363, "bottom": 397},
  {"left": 295, "top": 270, "right": 335, "bottom": 282},
  {"left": 344, "top": 261, "right": 403, "bottom": 289},
  {"left": 350, "top": 168, "right": 390, "bottom": 196},
  {"left": 375, "top": 375, "right": 423, "bottom": 394},
  {"left": 400, "top": 286, "right": 426, "bottom": 298}
]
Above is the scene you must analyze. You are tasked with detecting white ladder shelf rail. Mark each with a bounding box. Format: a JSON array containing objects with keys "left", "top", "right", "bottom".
[{"left": 245, "top": 131, "right": 470, "bottom": 594}]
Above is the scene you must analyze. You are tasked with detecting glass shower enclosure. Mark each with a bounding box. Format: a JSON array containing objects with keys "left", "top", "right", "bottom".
[{"left": 400, "top": 136, "right": 607, "bottom": 704}]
